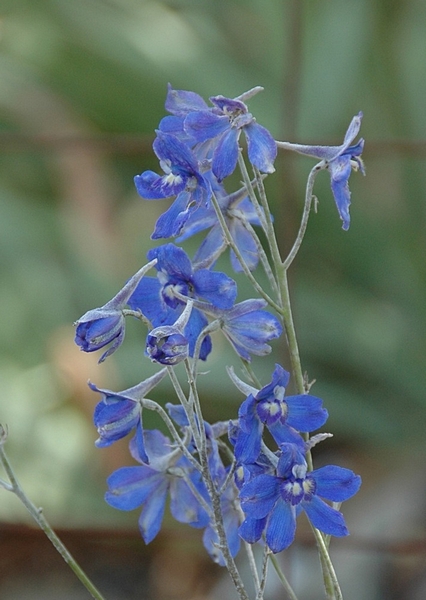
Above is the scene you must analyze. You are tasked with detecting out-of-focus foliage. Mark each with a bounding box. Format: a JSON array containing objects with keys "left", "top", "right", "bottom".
[{"left": 0, "top": 0, "right": 425, "bottom": 521}]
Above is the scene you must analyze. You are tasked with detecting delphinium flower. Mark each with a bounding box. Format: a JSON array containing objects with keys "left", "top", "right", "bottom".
[
  {"left": 231, "top": 364, "right": 328, "bottom": 463},
  {"left": 238, "top": 442, "right": 361, "bottom": 553},
  {"left": 74, "top": 259, "right": 156, "bottom": 362},
  {"left": 203, "top": 298, "right": 282, "bottom": 361},
  {"left": 276, "top": 112, "right": 365, "bottom": 230},
  {"left": 183, "top": 87, "right": 277, "bottom": 181},
  {"left": 105, "top": 429, "right": 210, "bottom": 544},
  {"left": 128, "top": 243, "right": 237, "bottom": 360},
  {"left": 177, "top": 177, "right": 263, "bottom": 272},
  {"left": 134, "top": 131, "right": 211, "bottom": 239},
  {"left": 88, "top": 368, "right": 166, "bottom": 464}
]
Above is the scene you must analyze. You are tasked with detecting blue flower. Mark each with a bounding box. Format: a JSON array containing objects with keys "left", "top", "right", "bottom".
[
  {"left": 184, "top": 88, "right": 277, "bottom": 181},
  {"left": 105, "top": 429, "right": 210, "bottom": 544},
  {"left": 128, "top": 244, "right": 237, "bottom": 360},
  {"left": 74, "top": 260, "right": 156, "bottom": 362},
  {"left": 177, "top": 177, "right": 264, "bottom": 271},
  {"left": 88, "top": 369, "right": 166, "bottom": 463},
  {"left": 277, "top": 113, "right": 365, "bottom": 230},
  {"left": 239, "top": 443, "right": 361, "bottom": 553},
  {"left": 233, "top": 364, "right": 328, "bottom": 463},
  {"left": 207, "top": 299, "right": 282, "bottom": 361},
  {"left": 134, "top": 131, "right": 211, "bottom": 239}
]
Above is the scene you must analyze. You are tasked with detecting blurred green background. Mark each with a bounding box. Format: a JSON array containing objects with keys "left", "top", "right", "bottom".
[{"left": 0, "top": 0, "right": 426, "bottom": 598}]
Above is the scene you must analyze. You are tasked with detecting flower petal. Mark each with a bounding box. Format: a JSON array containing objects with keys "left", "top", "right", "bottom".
[
  {"left": 302, "top": 495, "right": 349, "bottom": 537},
  {"left": 265, "top": 498, "right": 296, "bottom": 553},
  {"left": 311, "top": 465, "right": 361, "bottom": 502}
]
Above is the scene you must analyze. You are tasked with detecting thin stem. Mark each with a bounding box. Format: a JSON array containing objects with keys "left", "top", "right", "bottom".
[
  {"left": 255, "top": 546, "right": 270, "bottom": 600},
  {"left": 210, "top": 189, "right": 282, "bottom": 314},
  {"left": 244, "top": 541, "right": 261, "bottom": 594},
  {"left": 269, "top": 553, "right": 300, "bottom": 600},
  {"left": 311, "top": 525, "right": 343, "bottom": 600},
  {"left": 141, "top": 398, "right": 201, "bottom": 471},
  {"left": 0, "top": 429, "right": 107, "bottom": 600},
  {"left": 282, "top": 162, "right": 324, "bottom": 270}
]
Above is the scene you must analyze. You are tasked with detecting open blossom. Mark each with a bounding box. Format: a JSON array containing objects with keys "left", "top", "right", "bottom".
[
  {"left": 208, "top": 299, "right": 282, "bottom": 361},
  {"left": 232, "top": 364, "right": 328, "bottom": 463},
  {"left": 277, "top": 112, "right": 365, "bottom": 230},
  {"left": 128, "top": 243, "right": 237, "bottom": 360},
  {"left": 134, "top": 131, "right": 211, "bottom": 239},
  {"left": 184, "top": 88, "right": 277, "bottom": 181},
  {"left": 239, "top": 442, "right": 361, "bottom": 553},
  {"left": 105, "top": 430, "right": 210, "bottom": 544}
]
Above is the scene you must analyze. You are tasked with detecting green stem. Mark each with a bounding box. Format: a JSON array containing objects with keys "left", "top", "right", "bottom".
[
  {"left": 269, "top": 553, "right": 300, "bottom": 600},
  {"left": 0, "top": 429, "right": 107, "bottom": 600}
]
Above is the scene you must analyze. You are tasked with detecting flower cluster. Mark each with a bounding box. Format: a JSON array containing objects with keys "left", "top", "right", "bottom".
[{"left": 74, "top": 84, "right": 364, "bottom": 596}]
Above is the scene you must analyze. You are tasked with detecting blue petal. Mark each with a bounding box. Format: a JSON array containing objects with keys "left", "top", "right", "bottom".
[
  {"left": 184, "top": 111, "right": 230, "bottom": 143},
  {"left": 311, "top": 465, "right": 361, "bottom": 502},
  {"left": 105, "top": 466, "right": 163, "bottom": 510},
  {"left": 228, "top": 219, "right": 259, "bottom": 272},
  {"left": 148, "top": 243, "right": 193, "bottom": 280},
  {"left": 329, "top": 156, "right": 352, "bottom": 230},
  {"left": 153, "top": 131, "right": 199, "bottom": 175},
  {"left": 134, "top": 170, "right": 186, "bottom": 200},
  {"left": 239, "top": 474, "right": 280, "bottom": 519},
  {"left": 184, "top": 308, "right": 212, "bottom": 360},
  {"left": 192, "top": 224, "right": 226, "bottom": 267},
  {"left": 127, "top": 276, "right": 167, "bottom": 325},
  {"left": 170, "top": 475, "right": 210, "bottom": 528},
  {"left": 265, "top": 497, "right": 296, "bottom": 553},
  {"left": 302, "top": 495, "right": 349, "bottom": 537},
  {"left": 244, "top": 122, "right": 277, "bottom": 173},
  {"left": 268, "top": 422, "right": 305, "bottom": 448},
  {"left": 138, "top": 479, "right": 169, "bottom": 543},
  {"left": 285, "top": 394, "right": 328, "bottom": 431},
  {"left": 212, "top": 127, "right": 239, "bottom": 181},
  {"left": 239, "top": 516, "right": 267, "bottom": 544},
  {"left": 151, "top": 191, "right": 195, "bottom": 239},
  {"left": 165, "top": 84, "right": 209, "bottom": 115},
  {"left": 192, "top": 269, "right": 237, "bottom": 309}
]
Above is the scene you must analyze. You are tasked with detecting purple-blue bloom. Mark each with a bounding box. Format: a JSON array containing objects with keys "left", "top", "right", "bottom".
[
  {"left": 207, "top": 299, "right": 282, "bottom": 361},
  {"left": 105, "top": 429, "right": 210, "bottom": 544},
  {"left": 177, "top": 177, "right": 264, "bottom": 272},
  {"left": 134, "top": 131, "right": 211, "bottom": 239},
  {"left": 128, "top": 244, "right": 237, "bottom": 360},
  {"left": 277, "top": 112, "right": 365, "bottom": 230},
  {"left": 234, "top": 364, "right": 328, "bottom": 463},
  {"left": 89, "top": 369, "right": 166, "bottom": 463},
  {"left": 184, "top": 89, "right": 277, "bottom": 181},
  {"left": 239, "top": 443, "right": 361, "bottom": 553}
]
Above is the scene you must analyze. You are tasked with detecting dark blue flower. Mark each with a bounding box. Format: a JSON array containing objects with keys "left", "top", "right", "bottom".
[
  {"left": 277, "top": 113, "right": 365, "bottom": 230},
  {"left": 134, "top": 131, "right": 211, "bottom": 239},
  {"left": 105, "top": 429, "right": 210, "bottom": 544},
  {"left": 88, "top": 369, "right": 167, "bottom": 463},
  {"left": 74, "top": 260, "right": 156, "bottom": 362},
  {"left": 234, "top": 365, "right": 328, "bottom": 463},
  {"left": 239, "top": 443, "right": 361, "bottom": 553},
  {"left": 128, "top": 244, "right": 237, "bottom": 360},
  {"left": 184, "top": 88, "right": 277, "bottom": 181}
]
